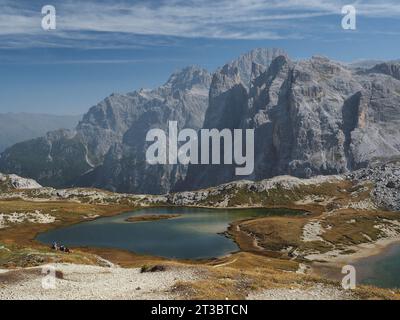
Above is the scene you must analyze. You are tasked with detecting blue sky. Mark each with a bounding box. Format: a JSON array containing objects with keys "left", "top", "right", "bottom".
[{"left": 1, "top": 0, "right": 400, "bottom": 115}]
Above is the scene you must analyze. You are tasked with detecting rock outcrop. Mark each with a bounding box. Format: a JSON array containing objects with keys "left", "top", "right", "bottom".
[{"left": 0, "top": 172, "right": 42, "bottom": 190}]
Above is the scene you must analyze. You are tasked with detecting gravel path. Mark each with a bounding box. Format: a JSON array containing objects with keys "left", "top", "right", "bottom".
[
  {"left": 246, "top": 284, "right": 356, "bottom": 300},
  {"left": 0, "top": 263, "right": 199, "bottom": 300}
]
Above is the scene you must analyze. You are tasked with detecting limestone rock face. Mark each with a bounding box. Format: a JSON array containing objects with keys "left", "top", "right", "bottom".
[
  {"left": 182, "top": 56, "right": 400, "bottom": 190},
  {"left": 78, "top": 66, "right": 211, "bottom": 194},
  {"left": 182, "top": 49, "right": 288, "bottom": 189}
]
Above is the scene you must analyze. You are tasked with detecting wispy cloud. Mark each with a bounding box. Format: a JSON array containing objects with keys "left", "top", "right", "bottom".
[{"left": 0, "top": 0, "right": 399, "bottom": 48}]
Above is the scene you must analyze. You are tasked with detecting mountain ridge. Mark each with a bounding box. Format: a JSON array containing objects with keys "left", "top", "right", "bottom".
[{"left": 1, "top": 49, "right": 400, "bottom": 194}]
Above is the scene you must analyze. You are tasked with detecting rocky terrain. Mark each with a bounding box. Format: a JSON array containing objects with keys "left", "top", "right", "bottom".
[
  {"left": 174, "top": 161, "right": 400, "bottom": 212},
  {"left": 0, "top": 262, "right": 361, "bottom": 300},
  {"left": 1, "top": 158, "right": 399, "bottom": 213},
  {"left": 0, "top": 263, "right": 200, "bottom": 300},
  {"left": 347, "top": 161, "right": 400, "bottom": 211}
]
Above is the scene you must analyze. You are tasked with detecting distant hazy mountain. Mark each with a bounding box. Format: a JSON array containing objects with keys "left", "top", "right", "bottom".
[
  {"left": 348, "top": 59, "right": 400, "bottom": 70},
  {"left": 0, "top": 113, "right": 81, "bottom": 152}
]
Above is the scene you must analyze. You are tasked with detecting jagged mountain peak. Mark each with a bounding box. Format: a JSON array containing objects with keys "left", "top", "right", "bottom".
[
  {"left": 218, "top": 48, "right": 288, "bottom": 89},
  {"left": 163, "top": 66, "right": 212, "bottom": 92},
  {"left": 236, "top": 48, "right": 287, "bottom": 64}
]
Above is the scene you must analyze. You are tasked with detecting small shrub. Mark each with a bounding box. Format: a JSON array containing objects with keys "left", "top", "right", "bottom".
[{"left": 140, "top": 264, "right": 166, "bottom": 273}]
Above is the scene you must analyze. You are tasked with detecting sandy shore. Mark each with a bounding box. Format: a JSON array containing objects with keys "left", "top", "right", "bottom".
[
  {"left": 307, "top": 236, "right": 400, "bottom": 266},
  {"left": 0, "top": 263, "right": 201, "bottom": 300},
  {"left": 308, "top": 235, "right": 400, "bottom": 283}
]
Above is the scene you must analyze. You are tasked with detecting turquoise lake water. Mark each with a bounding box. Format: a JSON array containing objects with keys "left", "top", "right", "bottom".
[{"left": 354, "top": 242, "right": 400, "bottom": 289}]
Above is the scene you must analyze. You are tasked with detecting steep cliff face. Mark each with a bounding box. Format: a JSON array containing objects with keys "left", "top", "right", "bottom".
[
  {"left": 182, "top": 56, "right": 400, "bottom": 190},
  {"left": 181, "top": 49, "right": 287, "bottom": 189}
]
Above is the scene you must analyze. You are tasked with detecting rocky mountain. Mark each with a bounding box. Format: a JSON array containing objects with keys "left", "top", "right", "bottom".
[
  {"left": 0, "top": 113, "right": 80, "bottom": 152},
  {"left": 75, "top": 66, "right": 212, "bottom": 193},
  {"left": 0, "top": 66, "right": 212, "bottom": 192},
  {"left": 182, "top": 55, "right": 400, "bottom": 190},
  {"left": 1, "top": 48, "right": 400, "bottom": 194}
]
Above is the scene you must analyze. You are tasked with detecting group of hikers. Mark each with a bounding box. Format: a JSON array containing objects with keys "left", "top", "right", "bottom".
[{"left": 51, "top": 242, "right": 71, "bottom": 253}]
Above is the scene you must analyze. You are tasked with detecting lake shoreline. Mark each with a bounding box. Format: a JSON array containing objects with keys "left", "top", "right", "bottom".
[{"left": 37, "top": 206, "right": 304, "bottom": 260}]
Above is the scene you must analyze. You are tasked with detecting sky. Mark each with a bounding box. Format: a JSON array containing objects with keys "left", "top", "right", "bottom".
[{"left": 1, "top": 0, "right": 400, "bottom": 115}]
